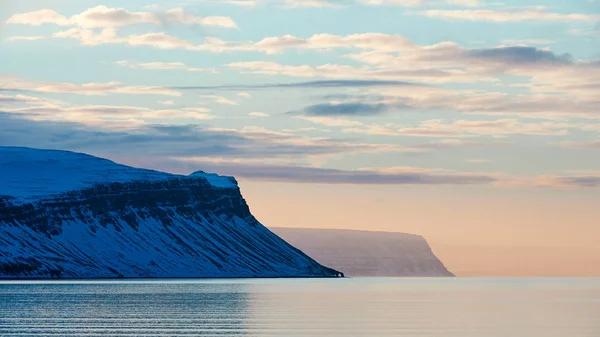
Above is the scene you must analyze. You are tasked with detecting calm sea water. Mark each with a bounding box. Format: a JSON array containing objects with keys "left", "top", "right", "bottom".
[{"left": 0, "top": 278, "right": 598, "bottom": 337}]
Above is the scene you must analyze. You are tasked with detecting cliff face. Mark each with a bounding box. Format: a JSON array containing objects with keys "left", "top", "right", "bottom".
[
  {"left": 271, "top": 228, "right": 454, "bottom": 277},
  {"left": 0, "top": 147, "right": 341, "bottom": 279}
]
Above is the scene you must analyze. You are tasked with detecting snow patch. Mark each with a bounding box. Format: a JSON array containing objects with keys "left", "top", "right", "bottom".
[
  {"left": 189, "top": 171, "right": 238, "bottom": 189},
  {"left": 0, "top": 147, "right": 236, "bottom": 201}
]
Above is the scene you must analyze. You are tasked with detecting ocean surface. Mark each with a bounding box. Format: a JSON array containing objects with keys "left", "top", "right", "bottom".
[{"left": 0, "top": 278, "right": 598, "bottom": 337}]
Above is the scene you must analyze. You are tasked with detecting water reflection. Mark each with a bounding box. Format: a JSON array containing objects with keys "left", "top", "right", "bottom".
[
  {"left": 243, "top": 278, "right": 600, "bottom": 337},
  {"left": 0, "top": 281, "right": 251, "bottom": 336},
  {"left": 0, "top": 278, "right": 599, "bottom": 337}
]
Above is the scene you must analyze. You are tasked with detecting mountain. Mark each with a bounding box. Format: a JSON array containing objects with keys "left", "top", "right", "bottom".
[
  {"left": 271, "top": 228, "right": 454, "bottom": 277},
  {"left": 0, "top": 147, "right": 342, "bottom": 279}
]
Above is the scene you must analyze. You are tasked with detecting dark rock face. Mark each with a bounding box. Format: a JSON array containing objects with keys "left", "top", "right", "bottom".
[
  {"left": 0, "top": 147, "right": 341, "bottom": 279},
  {"left": 1, "top": 179, "right": 251, "bottom": 238},
  {"left": 271, "top": 228, "right": 454, "bottom": 277}
]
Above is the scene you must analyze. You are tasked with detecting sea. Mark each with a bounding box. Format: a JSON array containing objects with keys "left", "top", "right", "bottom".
[{"left": 0, "top": 278, "right": 598, "bottom": 337}]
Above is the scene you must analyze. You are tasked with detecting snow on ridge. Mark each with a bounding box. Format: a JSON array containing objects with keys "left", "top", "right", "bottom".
[
  {"left": 189, "top": 171, "right": 238, "bottom": 189},
  {"left": 0, "top": 146, "right": 236, "bottom": 200}
]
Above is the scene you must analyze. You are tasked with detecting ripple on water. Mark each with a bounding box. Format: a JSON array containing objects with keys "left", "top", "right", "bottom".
[{"left": 0, "top": 278, "right": 599, "bottom": 337}]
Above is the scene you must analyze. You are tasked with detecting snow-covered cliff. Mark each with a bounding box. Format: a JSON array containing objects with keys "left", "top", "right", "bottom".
[{"left": 0, "top": 147, "right": 341, "bottom": 279}]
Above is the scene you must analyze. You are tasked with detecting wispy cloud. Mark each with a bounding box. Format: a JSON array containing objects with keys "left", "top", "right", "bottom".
[
  {"left": 561, "top": 140, "right": 600, "bottom": 149},
  {"left": 0, "top": 76, "right": 181, "bottom": 97},
  {"left": 203, "top": 0, "right": 350, "bottom": 8},
  {"left": 6, "top": 36, "right": 44, "bottom": 41},
  {"left": 219, "top": 0, "right": 480, "bottom": 8},
  {"left": 249, "top": 112, "right": 270, "bottom": 117},
  {"left": 2, "top": 112, "right": 599, "bottom": 190},
  {"left": 173, "top": 79, "right": 424, "bottom": 91},
  {"left": 409, "top": 8, "right": 600, "bottom": 22},
  {"left": 501, "top": 39, "right": 556, "bottom": 45},
  {"left": 115, "top": 60, "right": 218, "bottom": 73},
  {"left": 465, "top": 159, "right": 491, "bottom": 163},
  {"left": 169, "top": 159, "right": 600, "bottom": 189},
  {"left": 362, "top": 0, "right": 480, "bottom": 7},
  {"left": 200, "top": 95, "right": 238, "bottom": 105},
  {"left": 301, "top": 102, "right": 392, "bottom": 116},
  {"left": 8, "top": 6, "right": 238, "bottom": 29},
  {"left": 0, "top": 113, "right": 424, "bottom": 161},
  {"left": 344, "top": 119, "right": 571, "bottom": 137},
  {"left": 178, "top": 161, "right": 499, "bottom": 185},
  {"left": 298, "top": 116, "right": 573, "bottom": 137},
  {"left": 2, "top": 104, "right": 214, "bottom": 127}
]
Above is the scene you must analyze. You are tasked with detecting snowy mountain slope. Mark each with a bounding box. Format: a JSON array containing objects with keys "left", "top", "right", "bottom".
[
  {"left": 271, "top": 228, "right": 454, "bottom": 277},
  {"left": 0, "top": 147, "right": 342, "bottom": 279},
  {"left": 0, "top": 147, "right": 236, "bottom": 202}
]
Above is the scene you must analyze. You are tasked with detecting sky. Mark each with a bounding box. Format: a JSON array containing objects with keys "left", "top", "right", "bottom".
[{"left": 0, "top": 0, "right": 599, "bottom": 276}]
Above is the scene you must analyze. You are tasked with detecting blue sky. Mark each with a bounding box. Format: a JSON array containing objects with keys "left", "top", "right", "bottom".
[{"left": 1, "top": 0, "right": 600, "bottom": 275}]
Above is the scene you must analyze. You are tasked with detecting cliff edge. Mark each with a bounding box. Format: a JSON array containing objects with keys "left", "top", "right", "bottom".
[{"left": 271, "top": 227, "right": 454, "bottom": 277}]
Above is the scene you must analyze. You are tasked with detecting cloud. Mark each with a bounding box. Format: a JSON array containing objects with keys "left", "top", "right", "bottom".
[
  {"left": 434, "top": 91, "right": 599, "bottom": 119},
  {"left": 0, "top": 113, "right": 424, "bottom": 163},
  {"left": 214, "top": 38, "right": 597, "bottom": 119},
  {"left": 410, "top": 8, "right": 600, "bottom": 22},
  {"left": 346, "top": 44, "right": 576, "bottom": 78},
  {"left": 226, "top": 61, "right": 484, "bottom": 83},
  {"left": 52, "top": 29, "right": 197, "bottom": 49},
  {"left": 6, "top": 36, "right": 45, "bottom": 41},
  {"left": 5, "top": 26, "right": 598, "bottom": 120},
  {"left": 0, "top": 76, "right": 181, "bottom": 97},
  {"left": 219, "top": 0, "right": 480, "bottom": 7},
  {"left": 20, "top": 24, "right": 595, "bottom": 98},
  {"left": 173, "top": 79, "right": 424, "bottom": 91},
  {"left": 416, "top": 139, "right": 509, "bottom": 150},
  {"left": 8, "top": 6, "right": 238, "bottom": 29},
  {"left": 47, "top": 31, "right": 416, "bottom": 54},
  {"left": 2, "top": 112, "right": 599, "bottom": 190},
  {"left": 40, "top": 28, "right": 589, "bottom": 88},
  {"left": 2, "top": 104, "right": 214, "bottom": 127},
  {"left": 302, "top": 102, "right": 391, "bottom": 116},
  {"left": 206, "top": 0, "right": 346, "bottom": 8},
  {"left": 251, "top": 33, "right": 415, "bottom": 53},
  {"left": 0, "top": 113, "right": 239, "bottom": 157},
  {"left": 219, "top": 42, "right": 581, "bottom": 84},
  {"left": 200, "top": 95, "right": 238, "bottom": 105},
  {"left": 465, "top": 159, "right": 490, "bottom": 163},
  {"left": 223, "top": 1, "right": 259, "bottom": 7},
  {"left": 501, "top": 39, "right": 556, "bottom": 45},
  {"left": 7, "top": 9, "right": 70, "bottom": 26},
  {"left": 164, "top": 159, "right": 600, "bottom": 189},
  {"left": 517, "top": 60, "right": 600, "bottom": 101},
  {"left": 115, "top": 60, "right": 218, "bottom": 73},
  {"left": 83, "top": 32, "right": 571, "bottom": 83},
  {"left": 1, "top": 92, "right": 430, "bottom": 159},
  {"left": 294, "top": 115, "right": 365, "bottom": 127},
  {"left": 298, "top": 115, "right": 572, "bottom": 137},
  {"left": 465, "top": 46, "right": 572, "bottom": 66},
  {"left": 331, "top": 89, "right": 600, "bottom": 119},
  {"left": 0, "top": 94, "right": 62, "bottom": 107},
  {"left": 553, "top": 175, "right": 600, "bottom": 188},
  {"left": 561, "top": 140, "right": 600, "bottom": 149},
  {"left": 194, "top": 162, "right": 499, "bottom": 185},
  {"left": 362, "top": 0, "right": 480, "bottom": 6},
  {"left": 227, "top": 62, "right": 358, "bottom": 78},
  {"left": 278, "top": 0, "right": 345, "bottom": 8},
  {"left": 249, "top": 112, "right": 269, "bottom": 117}
]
